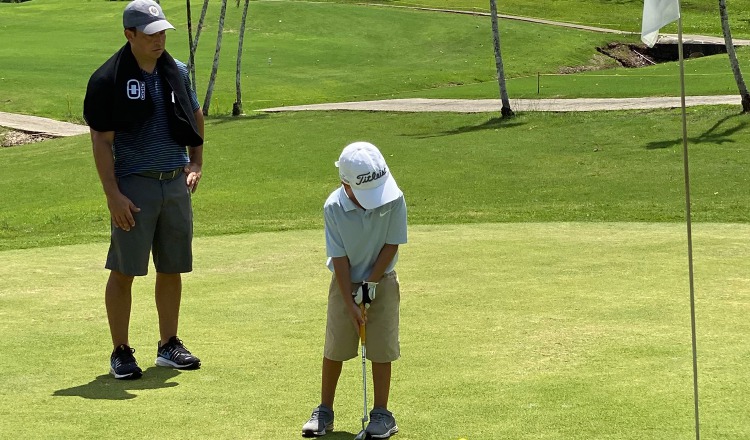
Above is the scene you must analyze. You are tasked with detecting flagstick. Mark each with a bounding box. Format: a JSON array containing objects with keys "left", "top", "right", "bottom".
[{"left": 676, "top": 12, "right": 701, "bottom": 440}]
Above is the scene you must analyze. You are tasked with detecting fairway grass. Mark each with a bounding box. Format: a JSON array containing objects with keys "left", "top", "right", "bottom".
[
  {"left": 1, "top": 223, "right": 748, "bottom": 439},
  {"left": 2, "top": 1, "right": 749, "bottom": 121},
  {"left": 5, "top": 107, "right": 750, "bottom": 251}
]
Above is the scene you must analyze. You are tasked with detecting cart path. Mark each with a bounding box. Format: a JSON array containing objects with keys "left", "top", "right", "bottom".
[
  {"left": 259, "top": 95, "right": 741, "bottom": 114},
  {"left": 0, "top": 111, "right": 89, "bottom": 137},
  {"left": 0, "top": 96, "right": 743, "bottom": 138}
]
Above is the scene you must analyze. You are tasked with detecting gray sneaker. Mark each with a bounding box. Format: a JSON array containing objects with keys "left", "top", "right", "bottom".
[
  {"left": 302, "top": 404, "right": 334, "bottom": 437},
  {"left": 366, "top": 407, "right": 399, "bottom": 438}
]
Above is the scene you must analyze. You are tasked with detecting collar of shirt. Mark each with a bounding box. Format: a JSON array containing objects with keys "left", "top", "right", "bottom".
[{"left": 337, "top": 185, "right": 361, "bottom": 212}]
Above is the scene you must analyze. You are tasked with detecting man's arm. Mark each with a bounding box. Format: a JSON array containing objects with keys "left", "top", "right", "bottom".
[
  {"left": 90, "top": 129, "right": 140, "bottom": 231},
  {"left": 185, "top": 108, "right": 204, "bottom": 193}
]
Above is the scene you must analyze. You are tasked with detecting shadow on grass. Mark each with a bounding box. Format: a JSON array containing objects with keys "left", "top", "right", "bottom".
[
  {"left": 52, "top": 367, "right": 182, "bottom": 400},
  {"left": 411, "top": 116, "right": 526, "bottom": 139},
  {"left": 645, "top": 112, "right": 749, "bottom": 149},
  {"left": 209, "top": 112, "right": 271, "bottom": 125},
  {"left": 323, "top": 431, "right": 360, "bottom": 439}
]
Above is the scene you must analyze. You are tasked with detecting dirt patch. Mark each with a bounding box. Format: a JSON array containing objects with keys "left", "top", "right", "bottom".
[
  {"left": 1, "top": 128, "right": 55, "bottom": 147},
  {"left": 596, "top": 41, "right": 728, "bottom": 68},
  {"left": 596, "top": 42, "right": 657, "bottom": 68}
]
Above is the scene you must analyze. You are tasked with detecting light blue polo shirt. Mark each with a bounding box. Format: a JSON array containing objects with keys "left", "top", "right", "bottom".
[{"left": 324, "top": 186, "right": 408, "bottom": 282}]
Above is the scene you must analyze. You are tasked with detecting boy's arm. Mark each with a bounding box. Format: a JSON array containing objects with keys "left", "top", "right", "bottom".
[
  {"left": 331, "top": 255, "right": 366, "bottom": 331},
  {"left": 366, "top": 244, "right": 399, "bottom": 283}
]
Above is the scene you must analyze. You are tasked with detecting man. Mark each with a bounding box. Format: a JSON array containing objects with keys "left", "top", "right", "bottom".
[
  {"left": 302, "top": 142, "right": 407, "bottom": 438},
  {"left": 83, "top": 0, "right": 205, "bottom": 380}
]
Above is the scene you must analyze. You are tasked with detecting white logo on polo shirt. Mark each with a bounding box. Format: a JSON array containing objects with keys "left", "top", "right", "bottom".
[{"left": 126, "top": 79, "right": 146, "bottom": 100}]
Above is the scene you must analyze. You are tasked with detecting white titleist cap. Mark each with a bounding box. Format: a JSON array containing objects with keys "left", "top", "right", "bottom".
[
  {"left": 123, "top": 0, "right": 175, "bottom": 35},
  {"left": 335, "top": 142, "right": 402, "bottom": 210}
]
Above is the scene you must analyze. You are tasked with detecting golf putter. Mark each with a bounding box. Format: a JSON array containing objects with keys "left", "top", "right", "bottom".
[{"left": 354, "top": 303, "right": 370, "bottom": 440}]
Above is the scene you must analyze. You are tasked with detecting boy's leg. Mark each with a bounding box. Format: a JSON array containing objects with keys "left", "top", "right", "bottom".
[
  {"left": 321, "top": 356, "right": 343, "bottom": 408},
  {"left": 106, "top": 270, "right": 135, "bottom": 347},
  {"left": 372, "top": 361, "right": 391, "bottom": 409}
]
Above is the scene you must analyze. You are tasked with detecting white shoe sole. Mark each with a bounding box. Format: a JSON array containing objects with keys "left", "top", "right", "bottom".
[
  {"left": 369, "top": 425, "right": 398, "bottom": 439},
  {"left": 155, "top": 357, "right": 200, "bottom": 369},
  {"left": 301, "top": 423, "right": 333, "bottom": 437},
  {"left": 109, "top": 367, "right": 142, "bottom": 380}
]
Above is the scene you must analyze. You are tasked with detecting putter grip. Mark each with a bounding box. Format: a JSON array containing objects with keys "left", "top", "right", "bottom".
[{"left": 359, "top": 303, "right": 366, "bottom": 344}]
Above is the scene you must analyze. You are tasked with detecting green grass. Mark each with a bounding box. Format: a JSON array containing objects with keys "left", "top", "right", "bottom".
[
  {"left": 2, "top": 0, "right": 750, "bottom": 120},
  {"left": 2, "top": 223, "right": 750, "bottom": 439},
  {"left": 2, "top": 1, "right": 750, "bottom": 439},
  {"left": 399, "top": 46, "right": 750, "bottom": 99},
  {"left": 330, "top": 0, "right": 750, "bottom": 37},
  {"left": 4, "top": 107, "right": 750, "bottom": 251}
]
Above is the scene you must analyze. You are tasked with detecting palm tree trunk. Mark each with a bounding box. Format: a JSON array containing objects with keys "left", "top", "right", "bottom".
[
  {"left": 719, "top": 0, "right": 750, "bottom": 112},
  {"left": 233, "top": 0, "right": 251, "bottom": 116},
  {"left": 188, "top": 0, "right": 211, "bottom": 95},
  {"left": 203, "top": 0, "right": 228, "bottom": 116},
  {"left": 490, "top": 0, "right": 514, "bottom": 117},
  {"left": 186, "top": 0, "right": 196, "bottom": 92}
]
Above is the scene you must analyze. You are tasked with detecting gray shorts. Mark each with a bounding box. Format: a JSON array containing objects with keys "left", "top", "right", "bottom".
[{"left": 105, "top": 171, "right": 193, "bottom": 276}]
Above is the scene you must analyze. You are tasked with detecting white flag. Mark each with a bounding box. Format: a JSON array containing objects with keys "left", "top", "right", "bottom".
[{"left": 641, "top": 0, "right": 681, "bottom": 47}]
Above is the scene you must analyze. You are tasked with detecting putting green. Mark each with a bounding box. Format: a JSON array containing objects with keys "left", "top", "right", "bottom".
[{"left": 1, "top": 223, "right": 748, "bottom": 439}]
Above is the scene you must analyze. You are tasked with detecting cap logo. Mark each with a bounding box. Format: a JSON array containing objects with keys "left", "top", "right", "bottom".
[
  {"left": 356, "top": 168, "right": 387, "bottom": 186},
  {"left": 149, "top": 6, "right": 160, "bottom": 16}
]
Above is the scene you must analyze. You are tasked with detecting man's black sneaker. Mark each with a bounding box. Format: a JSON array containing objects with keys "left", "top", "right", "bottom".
[
  {"left": 110, "top": 344, "right": 143, "bottom": 380},
  {"left": 155, "top": 336, "right": 201, "bottom": 369}
]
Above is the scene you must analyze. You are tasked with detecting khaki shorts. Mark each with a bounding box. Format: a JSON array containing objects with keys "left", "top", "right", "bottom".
[{"left": 324, "top": 271, "right": 400, "bottom": 363}]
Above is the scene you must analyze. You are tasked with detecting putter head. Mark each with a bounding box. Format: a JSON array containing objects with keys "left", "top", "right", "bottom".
[{"left": 354, "top": 429, "right": 371, "bottom": 440}]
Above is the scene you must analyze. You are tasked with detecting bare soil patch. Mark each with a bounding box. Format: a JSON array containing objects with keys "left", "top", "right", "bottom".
[
  {"left": 1, "top": 128, "right": 55, "bottom": 147},
  {"left": 597, "top": 42, "right": 657, "bottom": 68}
]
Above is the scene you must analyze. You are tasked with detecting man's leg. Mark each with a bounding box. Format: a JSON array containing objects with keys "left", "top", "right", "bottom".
[
  {"left": 372, "top": 361, "right": 391, "bottom": 409},
  {"left": 321, "top": 356, "right": 343, "bottom": 409},
  {"left": 155, "top": 272, "right": 181, "bottom": 345},
  {"left": 106, "top": 270, "right": 135, "bottom": 347}
]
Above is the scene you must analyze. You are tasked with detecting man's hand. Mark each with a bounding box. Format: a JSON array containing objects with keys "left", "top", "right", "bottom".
[
  {"left": 107, "top": 192, "right": 140, "bottom": 231},
  {"left": 184, "top": 162, "right": 202, "bottom": 193}
]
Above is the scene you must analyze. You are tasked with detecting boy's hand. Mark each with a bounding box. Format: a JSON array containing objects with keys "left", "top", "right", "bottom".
[
  {"left": 347, "top": 300, "right": 366, "bottom": 333},
  {"left": 352, "top": 282, "right": 377, "bottom": 307}
]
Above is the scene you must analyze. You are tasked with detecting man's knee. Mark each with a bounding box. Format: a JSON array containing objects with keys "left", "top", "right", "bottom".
[{"left": 109, "top": 270, "right": 135, "bottom": 286}]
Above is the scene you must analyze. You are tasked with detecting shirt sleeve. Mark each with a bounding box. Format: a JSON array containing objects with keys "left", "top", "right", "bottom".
[
  {"left": 385, "top": 196, "right": 408, "bottom": 245},
  {"left": 324, "top": 206, "right": 347, "bottom": 258}
]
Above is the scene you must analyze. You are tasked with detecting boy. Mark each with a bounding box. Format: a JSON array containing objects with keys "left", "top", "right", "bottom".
[{"left": 302, "top": 142, "right": 408, "bottom": 438}]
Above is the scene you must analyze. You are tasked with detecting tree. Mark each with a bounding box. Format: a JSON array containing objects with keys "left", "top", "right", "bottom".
[
  {"left": 489, "top": 0, "right": 514, "bottom": 117},
  {"left": 202, "top": 0, "right": 228, "bottom": 116},
  {"left": 187, "top": 0, "right": 211, "bottom": 93},
  {"left": 719, "top": 0, "right": 750, "bottom": 112},
  {"left": 233, "top": 0, "right": 250, "bottom": 116}
]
